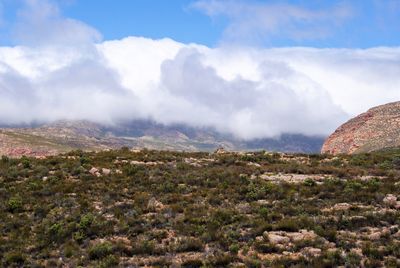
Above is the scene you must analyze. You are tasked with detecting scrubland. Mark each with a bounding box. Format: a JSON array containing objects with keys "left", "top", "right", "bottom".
[{"left": 2, "top": 148, "right": 400, "bottom": 267}]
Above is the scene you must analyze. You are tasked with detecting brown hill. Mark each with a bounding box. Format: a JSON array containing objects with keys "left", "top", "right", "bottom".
[{"left": 322, "top": 101, "right": 400, "bottom": 155}]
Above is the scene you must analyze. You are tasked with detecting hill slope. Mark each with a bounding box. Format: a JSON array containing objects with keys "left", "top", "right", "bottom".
[
  {"left": 0, "top": 120, "right": 324, "bottom": 156},
  {"left": 322, "top": 101, "right": 400, "bottom": 155}
]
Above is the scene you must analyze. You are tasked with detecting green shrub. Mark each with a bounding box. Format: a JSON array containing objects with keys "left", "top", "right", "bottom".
[
  {"left": 258, "top": 207, "right": 269, "bottom": 220},
  {"left": 131, "top": 240, "right": 156, "bottom": 255},
  {"left": 314, "top": 226, "right": 337, "bottom": 242},
  {"left": 244, "top": 258, "right": 262, "bottom": 268},
  {"left": 229, "top": 243, "right": 240, "bottom": 254},
  {"left": 366, "top": 178, "right": 381, "bottom": 191},
  {"left": 274, "top": 218, "right": 300, "bottom": 232},
  {"left": 79, "top": 213, "right": 95, "bottom": 230},
  {"left": 99, "top": 255, "right": 119, "bottom": 268},
  {"left": 7, "top": 196, "right": 23, "bottom": 212},
  {"left": 80, "top": 156, "right": 90, "bottom": 165},
  {"left": 378, "top": 160, "right": 393, "bottom": 169},
  {"left": 362, "top": 243, "right": 385, "bottom": 260},
  {"left": 89, "top": 242, "right": 113, "bottom": 260},
  {"left": 21, "top": 157, "right": 31, "bottom": 169},
  {"left": 304, "top": 178, "right": 316, "bottom": 187},
  {"left": 344, "top": 251, "right": 362, "bottom": 266},
  {"left": 322, "top": 250, "right": 345, "bottom": 266},
  {"left": 73, "top": 231, "right": 85, "bottom": 243},
  {"left": 123, "top": 165, "right": 145, "bottom": 176},
  {"left": 344, "top": 181, "right": 363, "bottom": 193},
  {"left": 48, "top": 222, "right": 69, "bottom": 243}
]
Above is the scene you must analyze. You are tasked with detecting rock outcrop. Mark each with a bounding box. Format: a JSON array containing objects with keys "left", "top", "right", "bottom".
[{"left": 322, "top": 101, "right": 400, "bottom": 155}]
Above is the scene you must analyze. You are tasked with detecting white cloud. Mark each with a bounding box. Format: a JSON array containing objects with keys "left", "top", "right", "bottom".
[
  {"left": 0, "top": 0, "right": 398, "bottom": 139},
  {"left": 1, "top": 37, "right": 399, "bottom": 139},
  {"left": 13, "top": 0, "right": 101, "bottom": 47},
  {"left": 192, "top": 0, "right": 353, "bottom": 44},
  {"left": 0, "top": 46, "right": 139, "bottom": 125}
]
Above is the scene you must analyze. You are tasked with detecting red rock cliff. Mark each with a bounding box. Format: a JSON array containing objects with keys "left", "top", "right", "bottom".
[{"left": 322, "top": 101, "right": 400, "bottom": 155}]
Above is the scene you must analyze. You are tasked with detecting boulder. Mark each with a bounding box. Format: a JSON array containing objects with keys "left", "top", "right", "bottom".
[
  {"left": 147, "top": 197, "right": 164, "bottom": 211},
  {"left": 332, "top": 203, "right": 352, "bottom": 211},
  {"left": 302, "top": 247, "right": 322, "bottom": 258},
  {"left": 101, "top": 168, "right": 111, "bottom": 175},
  {"left": 264, "top": 233, "right": 290, "bottom": 245},
  {"left": 287, "top": 230, "right": 318, "bottom": 242},
  {"left": 383, "top": 194, "right": 398, "bottom": 207},
  {"left": 368, "top": 232, "right": 381, "bottom": 241},
  {"left": 130, "top": 160, "right": 145, "bottom": 165},
  {"left": 247, "top": 162, "right": 261, "bottom": 167},
  {"left": 89, "top": 167, "right": 99, "bottom": 176}
]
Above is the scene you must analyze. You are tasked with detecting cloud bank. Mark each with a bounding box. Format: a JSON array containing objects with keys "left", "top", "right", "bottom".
[
  {"left": 0, "top": 0, "right": 399, "bottom": 140},
  {"left": 1, "top": 38, "right": 399, "bottom": 139}
]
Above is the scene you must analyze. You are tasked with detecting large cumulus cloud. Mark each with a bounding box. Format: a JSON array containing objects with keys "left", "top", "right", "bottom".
[
  {"left": 1, "top": 38, "right": 399, "bottom": 139},
  {"left": 0, "top": 0, "right": 399, "bottom": 139}
]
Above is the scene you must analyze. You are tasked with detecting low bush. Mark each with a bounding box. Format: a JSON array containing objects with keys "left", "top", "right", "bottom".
[{"left": 89, "top": 242, "right": 113, "bottom": 260}]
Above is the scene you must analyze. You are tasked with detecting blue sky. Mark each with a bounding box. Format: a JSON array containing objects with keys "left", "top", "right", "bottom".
[
  {"left": 0, "top": 0, "right": 399, "bottom": 48},
  {"left": 64, "top": 0, "right": 224, "bottom": 46}
]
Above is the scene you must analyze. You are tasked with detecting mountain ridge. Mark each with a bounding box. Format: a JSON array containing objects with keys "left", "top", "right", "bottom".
[{"left": 0, "top": 120, "right": 325, "bottom": 157}]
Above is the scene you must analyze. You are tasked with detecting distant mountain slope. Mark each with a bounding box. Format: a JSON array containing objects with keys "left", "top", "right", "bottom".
[
  {"left": 0, "top": 120, "right": 324, "bottom": 157},
  {"left": 322, "top": 101, "right": 400, "bottom": 155}
]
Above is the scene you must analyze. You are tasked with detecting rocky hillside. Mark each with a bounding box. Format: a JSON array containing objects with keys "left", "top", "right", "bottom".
[
  {"left": 2, "top": 148, "right": 400, "bottom": 267},
  {"left": 322, "top": 101, "right": 400, "bottom": 155},
  {"left": 0, "top": 120, "right": 324, "bottom": 157}
]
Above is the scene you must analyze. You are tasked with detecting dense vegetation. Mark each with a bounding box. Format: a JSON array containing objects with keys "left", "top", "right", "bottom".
[{"left": 1, "top": 148, "right": 400, "bottom": 267}]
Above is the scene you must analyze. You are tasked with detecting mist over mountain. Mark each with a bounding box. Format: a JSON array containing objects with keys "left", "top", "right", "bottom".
[{"left": 0, "top": 120, "right": 325, "bottom": 157}]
